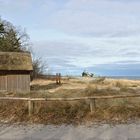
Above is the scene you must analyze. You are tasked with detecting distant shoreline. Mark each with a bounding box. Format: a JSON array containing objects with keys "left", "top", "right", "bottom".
[
  {"left": 106, "top": 76, "right": 140, "bottom": 80},
  {"left": 62, "top": 75, "right": 140, "bottom": 80}
]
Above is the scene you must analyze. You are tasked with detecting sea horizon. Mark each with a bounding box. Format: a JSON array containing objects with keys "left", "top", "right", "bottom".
[
  {"left": 106, "top": 76, "right": 140, "bottom": 80},
  {"left": 61, "top": 75, "right": 140, "bottom": 80}
]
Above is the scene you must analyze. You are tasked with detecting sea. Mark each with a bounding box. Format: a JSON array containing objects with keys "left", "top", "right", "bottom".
[
  {"left": 63, "top": 75, "right": 140, "bottom": 80},
  {"left": 107, "top": 76, "right": 140, "bottom": 80}
]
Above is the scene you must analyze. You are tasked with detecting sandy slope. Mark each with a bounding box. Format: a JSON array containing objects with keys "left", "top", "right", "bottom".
[
  {"left": 31, "top": 77, "right": 140, "bottom": 93},
  {"left": 0, "top": 123, "right": 140, "bottom": 140}
]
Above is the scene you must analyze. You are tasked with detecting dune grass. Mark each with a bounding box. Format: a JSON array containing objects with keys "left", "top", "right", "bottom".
[
  {"left": 0, "top": 77, "right": 140, "bottom": 124},
  {"left": 1, "top": 97, "right": 140, "bottom": 124}
]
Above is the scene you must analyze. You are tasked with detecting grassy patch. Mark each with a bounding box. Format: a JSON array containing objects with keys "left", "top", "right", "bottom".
[
  {"left": 0, "top": 78, "right": 140, "bottom": 124},
  {"left": 0, "top": 98, "right": 140, "bottom": 124},
  {"left": 89, "top": 77, "right": 106, "bottom": 84},
  {"left": 85, "top": 84, "right": 119, "bottom": 96}
]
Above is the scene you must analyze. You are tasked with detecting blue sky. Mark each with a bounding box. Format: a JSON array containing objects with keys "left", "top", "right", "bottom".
[{"left": 0, "top": 0, "right": 140, "bottom": 76}]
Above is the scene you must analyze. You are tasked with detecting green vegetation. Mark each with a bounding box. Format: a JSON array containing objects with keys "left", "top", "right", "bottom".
[{"left": 0, "top": 18, "right": 30, "bottom": 52}]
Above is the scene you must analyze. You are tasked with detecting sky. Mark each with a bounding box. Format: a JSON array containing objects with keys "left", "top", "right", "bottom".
[{"left": 0, "top": 0, "right": 140, "bottom": 76}]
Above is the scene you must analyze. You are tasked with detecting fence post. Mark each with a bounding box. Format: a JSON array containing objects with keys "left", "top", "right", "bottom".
[
  {"left": 89, "top": 99, "right": 96, "bottom": 113},
  {"left": 56, "top": 73, "right": 58, "bottom": 84},
  {"left": 28, "top": 100, "right": 34, "bottom": 116},
  {"left": 58, "top": 73, "right": 61, "bottom": 84},
  {"left": 56, "top": 73, "right": 61, "bottom": 85}
]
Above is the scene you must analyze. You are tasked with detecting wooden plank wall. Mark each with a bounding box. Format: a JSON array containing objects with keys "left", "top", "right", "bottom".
[
  {"left": 0, "top": 74, "right": 30, "bottom": 93},
  {"left": 7, "top": 75, "right": 30, "bottom": 92},
  {"left": 0, "top": 75, "right": 7, "bottom": 91}
]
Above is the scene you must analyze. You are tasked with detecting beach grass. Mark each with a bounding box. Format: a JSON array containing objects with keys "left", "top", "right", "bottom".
[{"left": 0, "top": 77, "right": 140, "bottom": 124}]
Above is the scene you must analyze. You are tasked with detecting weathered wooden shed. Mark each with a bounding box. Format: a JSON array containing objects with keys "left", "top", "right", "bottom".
[{"left": 0, "top": 52, "right": 33, "bottom": 93}]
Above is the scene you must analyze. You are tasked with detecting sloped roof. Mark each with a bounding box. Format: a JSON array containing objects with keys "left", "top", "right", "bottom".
[{"left": 0, "top": 52, "right": 33, "bottom": 71}]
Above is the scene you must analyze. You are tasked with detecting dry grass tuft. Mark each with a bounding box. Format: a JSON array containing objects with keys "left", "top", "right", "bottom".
[
  {"left": 85, "top": 84, "right": 119, "bottom": 96},
  {"left": 90, "top": 77, "right": 106, "bottom": 84},
  {"left": 1, "top": 97, "right": 140, "bottom": 124},
  {"left": 0, "top": 77, "right": 140, "bottom": 124}
]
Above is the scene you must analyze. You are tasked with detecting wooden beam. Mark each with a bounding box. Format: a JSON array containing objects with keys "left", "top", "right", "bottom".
[
  {"left": 0, "top": 94, "right": 140, "bottom": 116},
  {"left": 0, "top": 94, "right": 140, "bottom": 101}
]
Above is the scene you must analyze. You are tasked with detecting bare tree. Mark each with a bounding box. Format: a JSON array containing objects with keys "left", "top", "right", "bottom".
[{"left": 31, "top": 57, "right": 48, "bottom": 79}]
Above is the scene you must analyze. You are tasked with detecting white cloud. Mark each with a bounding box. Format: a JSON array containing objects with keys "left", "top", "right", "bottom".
[
  {"left": 33, "top": 38, "right": 140, "bottom": 69},
  {"left": 44, "top": 0, "right": 140, "bottom": 37},
  {"left": 0, "top": 0, "right": 30, "bottom": 10}
]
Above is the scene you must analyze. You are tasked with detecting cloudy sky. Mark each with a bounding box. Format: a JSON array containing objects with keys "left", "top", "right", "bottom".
[{"left": 1, "top": 0, "right": 140, "bottom": 76}]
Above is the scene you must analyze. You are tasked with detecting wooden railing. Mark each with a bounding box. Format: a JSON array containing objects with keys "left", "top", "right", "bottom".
[{"left": 0, "top": 94, "right": 140, "bottom": 116}]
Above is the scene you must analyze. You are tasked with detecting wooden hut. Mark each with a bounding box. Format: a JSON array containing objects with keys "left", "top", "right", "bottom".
[{"left": 0, "top": 52, "right": 33, "bottom": 93}]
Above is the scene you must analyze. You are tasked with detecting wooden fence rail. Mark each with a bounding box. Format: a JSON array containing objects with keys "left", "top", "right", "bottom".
[{"left": 0, "top": 94, "right": 140, "bottom": 116}]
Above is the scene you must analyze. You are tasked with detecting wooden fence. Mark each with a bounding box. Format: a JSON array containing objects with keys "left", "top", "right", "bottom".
[{"left": 1, "top": 94, "right": 140, "bottom": 116}]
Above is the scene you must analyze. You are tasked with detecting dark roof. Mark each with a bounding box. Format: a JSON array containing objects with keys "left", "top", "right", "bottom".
[{"left": 0, "top": 52, "right": 33, "bottom": 71}]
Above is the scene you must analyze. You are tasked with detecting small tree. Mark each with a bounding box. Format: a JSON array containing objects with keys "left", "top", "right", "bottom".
[
  {"left": 0, "top": 18, "right": 30, "bottom": 52},
  {"left": 0, "top": 22, "right": 5, "bottom": 34}
]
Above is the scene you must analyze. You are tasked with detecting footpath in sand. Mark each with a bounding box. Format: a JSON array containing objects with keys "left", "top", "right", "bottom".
[{"left": 0, "top": 123, "right": 140, "bottom": 140}]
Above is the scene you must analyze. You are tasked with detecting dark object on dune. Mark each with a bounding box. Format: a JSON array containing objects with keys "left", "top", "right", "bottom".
[{"left": 82, "top": 71, "right": 94, "bottom": 77}]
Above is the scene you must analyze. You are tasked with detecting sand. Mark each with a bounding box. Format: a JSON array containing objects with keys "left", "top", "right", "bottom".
[{"left": 0, "top": 123, "right": 140, "bottom": 140}]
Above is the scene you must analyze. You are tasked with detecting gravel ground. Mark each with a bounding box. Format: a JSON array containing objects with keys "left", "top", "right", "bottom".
[{"left": 0, "top": 123, "right": 140, "bottom": 140}]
